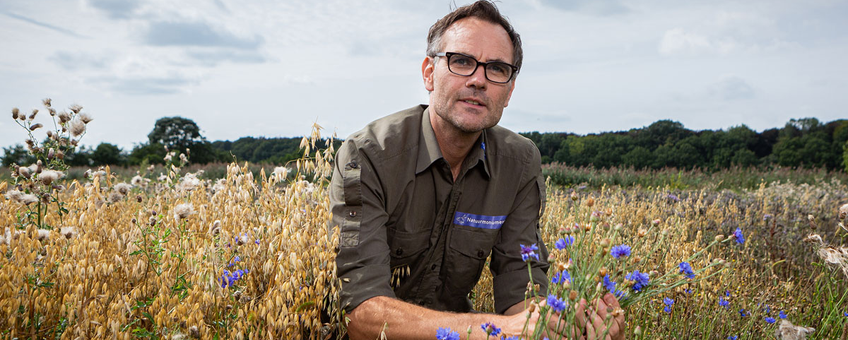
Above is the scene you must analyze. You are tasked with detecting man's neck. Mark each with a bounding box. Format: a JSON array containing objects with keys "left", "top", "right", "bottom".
[{"left": 429, "top": 111, "right": 482, "bottom": 181}]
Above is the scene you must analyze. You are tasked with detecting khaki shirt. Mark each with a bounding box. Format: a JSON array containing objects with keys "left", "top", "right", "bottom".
[{"left": 329, "top": 105, "right": 549, "bottom": 315}]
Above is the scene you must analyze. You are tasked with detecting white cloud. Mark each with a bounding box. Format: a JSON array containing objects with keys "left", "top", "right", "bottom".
[
  {"left": 710, "top": 75, "right": 756, "bottom": 101},
  {"left": 659, "top": 28, "right": 715, "bottom": 56}
]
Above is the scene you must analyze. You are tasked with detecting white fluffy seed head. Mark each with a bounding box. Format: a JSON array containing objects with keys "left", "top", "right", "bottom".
[
  {"left": 69, "top": 117, "right": 86, "bottom": 137},
  {"left": 174, "top": 203, "right": 196, "bottom": 220}
]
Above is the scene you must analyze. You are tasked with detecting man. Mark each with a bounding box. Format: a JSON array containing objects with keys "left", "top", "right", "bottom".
[{"left": 329, "top": 2, "right": 624, "bottom": 339}]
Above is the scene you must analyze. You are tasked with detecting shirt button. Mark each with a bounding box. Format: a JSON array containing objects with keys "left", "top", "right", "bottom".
[
  {"left": 477, "top": 250, "right": 485, "bottom": 258},
  {"left": 431, "top": 264, "right": 437, "bottom": 270},
  {"left": 349, "top": 211, "right": 357, "bottom": 217},
  {"left": 396, "top": 248, "right": 403, "bottom": 256}
]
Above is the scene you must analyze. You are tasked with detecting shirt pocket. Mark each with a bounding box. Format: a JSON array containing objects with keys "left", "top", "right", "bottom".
[
  {"left": 388, "top": 229, "right": 430, "bottom": 270},
  {"left": 444, "top": 226, "right": 497, "bottom": 296}
]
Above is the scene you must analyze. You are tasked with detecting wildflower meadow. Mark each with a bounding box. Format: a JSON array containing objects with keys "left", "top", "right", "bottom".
[{"left": 1, "top": 100, "right": 847, "bottom": 339}]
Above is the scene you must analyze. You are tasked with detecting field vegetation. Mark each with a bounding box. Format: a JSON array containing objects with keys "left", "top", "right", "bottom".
[{"left": 1, "top": 100, "right": 847, "bottom": 339}]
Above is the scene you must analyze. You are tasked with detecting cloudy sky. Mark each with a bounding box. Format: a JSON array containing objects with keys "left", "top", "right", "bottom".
[{"left": 1, "top": 0, "right": 846, "bottom": 153}]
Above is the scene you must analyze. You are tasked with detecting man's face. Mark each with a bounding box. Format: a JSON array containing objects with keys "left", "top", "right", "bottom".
[{"left": 423, "top": 17, "right": 516, "bottom": 134}]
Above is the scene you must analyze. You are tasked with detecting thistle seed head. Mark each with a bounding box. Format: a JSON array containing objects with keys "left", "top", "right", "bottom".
[
  {"left": 12, "top": 107, "right": 19, "bottom": 119},
  {"left": 29, "top": 123, "right": 43, "bottom": 131},
  {"left": 69, "top": 104, "right": 82, "bottom": 114},
  {"left": 58, "top": 111, "right": 71, "bottom": 123},
  {"left": 78, "top": 112, "right": 93, "bottom": 124},
  {"left": 69, "top": 117, "right": 86, "bottom": 137},
  {"left": 29, "top": 109, "right": 38, "bottom": 120},
  {"left": 174, "top": 203, "right": 196, "bottom": 220},
  {"left": 42, "top": 98, "right": 52, "bottom": 107}
]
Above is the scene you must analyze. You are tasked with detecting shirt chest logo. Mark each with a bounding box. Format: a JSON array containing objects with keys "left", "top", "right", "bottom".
[{"left": 453, "top": 212, "right": 507, "bottom": 230}]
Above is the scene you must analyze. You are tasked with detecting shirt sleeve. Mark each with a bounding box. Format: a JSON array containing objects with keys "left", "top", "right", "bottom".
[
  {"left": 488, "top": 144, "right": 550, "bottom": 314},
  {"left": 329, "top": 138, "right": 397, "bottom": 314}
]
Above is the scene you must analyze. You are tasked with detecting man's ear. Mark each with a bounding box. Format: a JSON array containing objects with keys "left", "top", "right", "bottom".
[
  {"left": 503, "top": 80, "right": 516, "bottom": 108},
  {"left": 422, "top": 57, "right": 435, "bottom": 92}
]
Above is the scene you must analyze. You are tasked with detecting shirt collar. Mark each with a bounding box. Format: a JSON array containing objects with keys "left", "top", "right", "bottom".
[{"left": 416, "top": 106, "right": 491, "bottom": 178}]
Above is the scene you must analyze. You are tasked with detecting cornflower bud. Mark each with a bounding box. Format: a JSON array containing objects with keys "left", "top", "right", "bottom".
[
  {"left": 600, "top": 238, "right": 610, "bottom": 248},
  {"left": 570, "top": 191, "right": 578, "bottom": 201},
  {"left": 715, "top": 234, "right": 725, "bottom": 242},
  {"left": 599, "top": 267, "right": 608, "bottom": 277},
  {"left": 47, "top": 148, "right": 54, "bottom": 160},
  {"left": 634, "top": 326, "right": 642, "bottom": 336},
  {"left": 569, "top": 290, "right": 578, "bottom": 301},
  {"left": 586, "top": 197, "right": 595, "bottom": 207},
  {"left": 652, "top": 219, "right": 661, "bottom": 226},
  {"left": 584, "top": 224, "right": 591, "bottom": 232},
  {"left": 637, "top": 228, "right": 647, "bottom": 237},
  {"left": 614, "top": 223, "right": 623, "bottom": 231}
]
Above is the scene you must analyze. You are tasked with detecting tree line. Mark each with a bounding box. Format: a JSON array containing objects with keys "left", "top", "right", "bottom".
[
  {"left": 522, "top": 117, "right": 848, "bottom": 172},
  {"left": 3, "top": 116, "right": 847, "bottom": 172}
]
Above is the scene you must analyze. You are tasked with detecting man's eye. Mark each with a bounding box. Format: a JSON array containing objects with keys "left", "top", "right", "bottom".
[
  {"left": 489, "top": 63, "right": 508, "bottom": 75},
  {"left": 452, "top": 56, "right": 473, "bottom": 66}
]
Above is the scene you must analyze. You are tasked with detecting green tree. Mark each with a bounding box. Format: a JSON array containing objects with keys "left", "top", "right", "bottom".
[
  {"left": 1, "top": 144, "right": 35, "bottom": 167},
  {"left": 91, "top": 142, "right": 125, "bottom": 166}
]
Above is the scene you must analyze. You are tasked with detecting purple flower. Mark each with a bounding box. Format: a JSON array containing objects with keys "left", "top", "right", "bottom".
[
  {"left": 719, "top": 298, "right": 730, "bottom": 309},
  {"left": 436, "top": 327, "right": 460, "bottom": 340},
  {"left": 555, "top": 236, "right": 574, "bottom": 250},
  {"left": 733, "top": 228, "right": 745, "bottom": 244},
  {"left": 779, "top": 310, "right": 787, "bottom": 319},
  {"left": 679, "top": 262, "right": 695, "bottom": 279},
  {"left": 551, "top": 269, "right": 571, "bottom": 285},
  {"left": 603, "top": 274, "right": 625, "bottom": 299},
  {"left": 610, "top": 244, "right": 631, "bottom": 259},
  {"left": 663, "top": 297, "right": 674, "bottom": 313},
  {"left": 667, "top": 193, "right": 680, "bottom": 202},
  {"left": 520, "top": 244, "right": 540, "bottom": 262},
  {"left": 481, "top": 322, "right": 501, "bottom": 337},
  {"left": 547, "top": 294, "right": 567, "bottom": 313},
  {"left": 765, "top": 317, "right": 776, "bottom": 324},
  {"left": 625, "top": 270, "right": 650, "bottom": 292}
]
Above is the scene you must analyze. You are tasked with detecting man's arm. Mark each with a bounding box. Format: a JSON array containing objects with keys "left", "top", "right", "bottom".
[{"left": 347, "top": 297, "right": 536, "bottom": 340}]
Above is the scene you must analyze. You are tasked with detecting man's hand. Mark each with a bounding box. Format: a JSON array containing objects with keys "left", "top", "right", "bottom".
[
  {"left": 500, "top": 293, "right": 625, "bottom": 340},
  {"left": 576, "top": 293, "right": 625, "bottom": 340}
]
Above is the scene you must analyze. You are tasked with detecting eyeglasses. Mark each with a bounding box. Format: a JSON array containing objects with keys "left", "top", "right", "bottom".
[{"left": 434, "top": 52, "right": 518, "bottom": 84}]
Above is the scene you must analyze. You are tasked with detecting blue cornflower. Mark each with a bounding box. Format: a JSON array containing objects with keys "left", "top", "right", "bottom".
[
  {"left": 603, "top": 275, "right": 625, "bottom": 298},
  {"left": 740, "top": 309, "right": 747, "bottom": 317},
  {"left": 728, "top": 336, "right": 738, "bottom": 340},
  {"left": 667, "top": 193, "right": 680, "bottom": 202},
  {"left": 520, "top": 244, "right": 540, "bottom": 262},
  {"left": 254, "top": 239, "right": 260, "bottom": 245},
  {"left": 733, "top": 228, "right": 745, "bottom": 244},
  {"left": 551, "top": 269, "right": 571, "bottom": 285},
  {"left": 625, "top": 270, "right": 650, "bottom": 292},
  {"left": 436, "top": 327, "right": 460, "bottom": 340},
  {"left": 663, "top": 297, "right": 674, "bottom": 313},
  {"left": 763, "top": 304, "right": 771, "bottom": 313},
  {"left": 679, "top": 262, "right": 695, "bottom": 279},
  {"left": 779, "top": 310, "right": 787, "bottom": 319},
  {"left": 844, "top": 311, "right": 848, "bottom": 317},
  {"left": 481, "top": 322, "right": 501, "bottom": 337},
  {"left": 610, "top": 244, "right": 631, "bottom": 259},
  {"left": 555, "top": 236, "right": 575, "bottom": 250},
  {"left": 765, "top": 317, "right": 776, "bottom": 324},
  {"left": 502, "top": 337, "right": 520, "bottom": 340},
  {"left": 719, "top": 298, "right": 730, "bottom": 309},
  {"left": 726, "top": 290, "right": 731, "bottom": 297},
  {"left": 547, "top": 294, "right": 567, "bottom": 313}
]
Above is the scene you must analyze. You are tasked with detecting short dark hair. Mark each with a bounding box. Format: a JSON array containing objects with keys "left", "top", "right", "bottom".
[{"left": 427, "top": 1, "right": 523, "bottom": 76}]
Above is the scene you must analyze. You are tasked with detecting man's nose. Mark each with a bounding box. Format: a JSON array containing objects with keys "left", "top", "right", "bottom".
[{"left": 465, "top": 64, "right": 487, "bottom": 89}]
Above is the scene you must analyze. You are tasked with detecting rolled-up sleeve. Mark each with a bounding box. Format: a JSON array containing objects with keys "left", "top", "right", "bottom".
[
  {"left": 329, "top": 139, "right": 396, "bottom": 313},
  {"left": 489, "top": 146, "right": 549, "bottom": 314}
]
